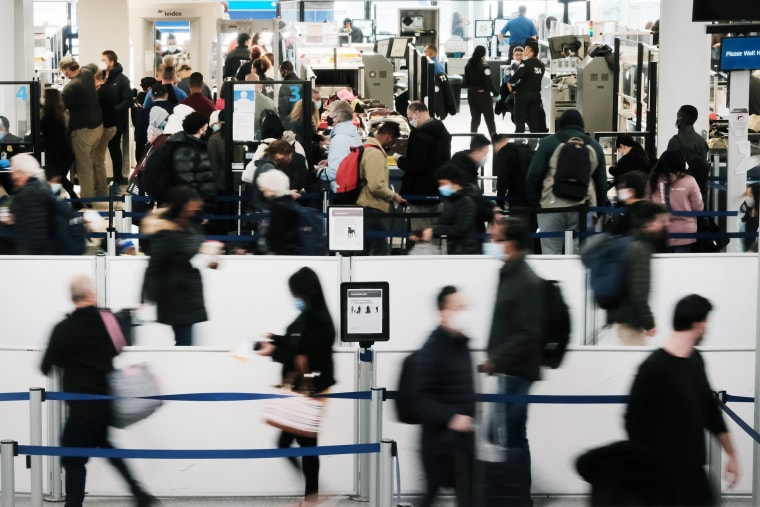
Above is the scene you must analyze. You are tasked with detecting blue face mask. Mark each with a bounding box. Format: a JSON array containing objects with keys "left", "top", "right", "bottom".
[
  {"left": 0, "top": 132, "right": 4, "bottom": 140},
  {"left": 438, "top": 184, "right": 454, "bottom": 197},
  {"left": 293, "top": 297, "right": 306, "bottom": 312},
  {"left": 482, "top": 242, "right": 507, "bottom": 262},
  {"left": 212, "top": 124, "right": 221, "bottom": 132}
]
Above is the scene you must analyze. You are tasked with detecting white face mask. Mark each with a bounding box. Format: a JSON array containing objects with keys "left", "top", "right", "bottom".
[
  {"left": 97, "top": 61, "right": 108, "bottom": 71},
  {"left": 482, "top": 242, "right": 507, "bottom": 261},
  {"left": 746, "top": 197, "right": 755, "bottom": 209},
  {"left": 617, "top": 188, "right": 633, "bottom": 202},
  {"left": 50, "top": 183, "right": 62, "bottom": 194},
  {"left": 447, "top": 310, "right": 473, "bottom": 334},
  {"left": 167, "top": 44, "right": 177, "bottom": 52}
]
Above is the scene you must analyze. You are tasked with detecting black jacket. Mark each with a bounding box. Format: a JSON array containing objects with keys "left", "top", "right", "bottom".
[
  {"left": 432, "top": 185, "right": 481, "bottom": 254},
  {"left": 487, "top": 255, "right": 544, "bottom": 381},
  {"left": 464, "top": 60, "right": 498, "bottom": 95},
  {"left": 278, "top": 73, "right": 300, "bottom": 122},
  {"left": 141, "top": 212, "right": 208, "bottom": 326},
  {"left": 11, "top": 177, "right": 52, "bottom": 255},
  {"left": 606, "top": 232, "right": 655, "bottom": 331},
  {"left": 271, "top": 307, "right": 336, "bottom": 393},
  {"left": 267, "top": 197, "right": 300, "bottom": 255},
  {"left": 494, "top": 142, "right": 534, "bottom": 206},
  {"left": 104, "top": 62, "right": 132, "bottom": 130},
  {"left": 450, "top": 150, "right": 481, "bottom": 187},
  {"left": 97, "top": 82, "right": 121, "bottom": 128},
  {"left": 397, "top": 119, "right": 451, "bottom": 196},
  {"left": 167, "top": 132, "right": 217, "bottom": 205},
  {"left": 41, "top": 305, "right": 117, "bottom": 415},
  {"left": 224, "top": 45, "right": 251, "bottom": 78},
  {"left": 609, "top": 152, "right": 650, "bottom": 186},
  {"left": 40, "top": 113, "right": 74, "bottom": 181}
]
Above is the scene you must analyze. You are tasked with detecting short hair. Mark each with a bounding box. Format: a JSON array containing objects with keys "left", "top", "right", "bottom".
[
  {"left": 627, "top": 201, "right": 668, "bottom": 231},
  {"left": 237, "top": 32, "right": 251, "bottom": 46},
  {"left": 424, "top": 44, "right": 438, "bottom": 55},
  {"left": 376, "top": 121, "right": 401, "bottom": 137},
  {"left": 279, "top": 61, "right": 294, "bottom": 74},
  {"left": 437, "top": 285, "right": 458, "bottom": 311},
  {"left": 151, "top": 83, "right": 168, "bottom": 97},
  {"left": 69, "top": 274, "right": 95, "bottom": 303},
  {"left": 677, "top": 105, "right": 699, "bottom": 126},
  {"left": 182, "top": 112, "right": 209, "bottom": 135},
  {"left": 59, "top": 57, "right": 79, "bottom": 71},
  {"left": 265, "top": 139, "right": 295, "bottom": 157},
  {"left": 0, "top": 116, "right": 9, "bottom": 130},
  {"left": 434, "top": 164, "right": 469, "bottom": 186},
  {"left": 524, "top": 40, "right": 539, "bottom": 55},
  {"left": 618, "top": 170, "right": 648, "bottom": 199},
  {"left": 492, "top": 133, "right": 509, "bottom": 145},
  {"left": 512, "top": 46, "right": 524, "bottom": 54},
  {"left": 257, "top": 169, "right": 291, "bottom": 197},
  {"left": 329, "top": 100, "right": 354, "bottom": 122},
  {"left": 188, "top": 72, "right": 204, "bottom": 89},
  {"left": 407, "top": 101, "right": 428, "bottom": 113},
  {"left": 470, "top": 133, "right": 491, "bottom": 152},
  {"left": 493, "top": 216, "right": 530, "bottom": 251},
  {"left": 161, "top": 65, "right": 176, "bottom": 82},
  {"left": 672, "top": 294, "right": 713, "bottom": 332},
  {"left": 101, "top": 50, "right": 118, "bottom": 63},
  {"left": 167, "top": 33, "right": 177, "bottom": 41}
]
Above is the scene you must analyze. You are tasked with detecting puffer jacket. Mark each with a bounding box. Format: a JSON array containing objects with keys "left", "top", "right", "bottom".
[
  {"left": 606, "top": 233, "right": 655, "bottom": 331},
  {"left": 11, "top": 177, "right": 52, "bottom": 255},
  {"left": 432, "top": 185, "right": 480, "bottom": 254},
  {"left": 167, "top": 132, "right": 217, "bottom": 205}
]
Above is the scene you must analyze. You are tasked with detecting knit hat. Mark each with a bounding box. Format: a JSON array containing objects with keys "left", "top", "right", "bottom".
[
  {"left": 140, "top": 76, "right": 158, "bottom": 90},
  {"left": 182, "top": 112, "right": 209, "bottom": 135},
  {"left": 256, "top": 169, "right": 291, "bottom": 198},
  {"left": 163, "top": 104, "right": 194, "bottom": 135},
  {"left": 616, "top": 133, "right": 635, "bottom": 148},
  {"left": 558, "top": 109, "right": 585, "bottom": 129}
]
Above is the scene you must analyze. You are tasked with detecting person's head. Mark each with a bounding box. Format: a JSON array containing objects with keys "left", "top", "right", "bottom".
[
  {"left": 617, "top": 170, "right": 648, "bottom": 203},
  {"left": 518, "top": 5, "right": 527, "bottom": 15},
  {"left": 676, "top": 104, "right": 699, "bottom": 128},
  {"left": 628, "top": 201, "right": 669, "bottom": 242},
  {"left": 487, "top": 216, "right": 530, "bottom": 262},
  {"left": 182, "top": 112, "right": 209, "bottom": 138},
  {"left": 261, "top": 111, "right": 285, "bottom": 139},
  {"left": 469, "top": 134, "right": 491, "bottom": 166},
  {"left": 652, "top": 149, "right": 688, "bottom": 187},
  {"left": 140, "top": 76, "right": 158, "bottom": 91},
  {"left": 161, "top": 65, "right": 177, "bottom": 84},
  {"left": 288, "top": 266, "right": 328, "bottom": 313},
  {"left": 209, "top": 110, "right": 222, "bottom": 133},
  {"left": 672, "top": 294, "right": 713, "bottom": 343},
  {"left": 177, "top": 64, "right": 192, "bottom": 79},
  {"left": 252, "top": 55, "right": 272, "bottom": 77},
  {"left": 0, "top": 116, "right": 10, "bottom": 136},
  {"left": 491, "top": 133, "right": 509, "bottom": 153},
  {"left": 237, "top": 32, "right": 251, "bottom": 47},
  {"left": 471, "top": 45, "right": 487, "bottom": 62},
  {"left": 249, "top": 45, "right": 264, "bottom": 62},
  {"left": 264, "top": 139, "right": 295, "bottom": 169},
  {"left": 406, "top": 101, "right": 430, "bottom": 128},
  {"left": 155, "top": 40, "right": 163, "bottom": 53},
  {"left": 523, "top": 40, "right": 539, "bottom": 58},
  {"left": 437, "top": 286, "right": 470, "bottom": 335},
  {"left": 42, "top": 88, "right": 65, "bottom": 120},
  {"left": 374, "top": 121, "right": 401, "bottom": 150},
  {"left": 58, "top": 57, "right": 80, "bottom": 79},
  {"left": 151, "top": 83, "right": 168, "bottom": 100},
  {"left": 162, "top": 185, "right": 203, "bottom": 223},
  {"left": 69, "top": 274, "right": 97, "bottom": 307},
  {"left": 558, "top": 108, "right": 585, "bottom": 130},
  {"left": 188, "top": 72, "right": 204, "bottom": 92},
  {"left": 166, "top": 33, "right": 178, "bottom": 51},
  {"left": 328, "top": 99, "right": 354, "bottom": 123},
  {"left": 94, "top": 70, "right": 105, "bottom": 87},
  {"left": 343, "top": 18, "right": 352, "bottom": 29},
  {"left": 423, "top": 44, "right": 438, "bottom": 59},
  {"left": 10, "top": 153, "right": 44, "bottom": 188},
  {"left": 101, "top": 50, "right": 117, "bottom": 71},
  {"left": 434, "top": 164, "right": 469, "bottom": 196},
  {"left": 278, "top": 60, "right": 294, "bottom": 79},
  {"left": 512, "top": 46, "right": 524, "bottom": 62},
  {"left": 257, "top": 168, "right": 291, "bottom": 199},
  {"left": 615, "top": 133, "right": 636, "bottom": 156}
]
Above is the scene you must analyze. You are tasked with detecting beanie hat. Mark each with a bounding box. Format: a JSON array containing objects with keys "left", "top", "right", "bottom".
[
  {"left": 182, "top": 111, "right": 209, "bottom": 135},
  {"left": 256, "top": 169, "right": 291, "bottom": 198},
  {"left": 616, "top": 133, "right": 635, "bottom": 148},
  {"left": 559, "top": 109, "right": 585, "bottom": 129},
  {"left": 434, "top": 164, "right": 469, "bottom": 186}
]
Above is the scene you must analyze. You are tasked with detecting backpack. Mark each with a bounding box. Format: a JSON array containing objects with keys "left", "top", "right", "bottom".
[
  {"left": 580, "top": 233, "right": 634, "bottom": 310},
  {"left": 541, "top": 280, "right": 571, "bottom": 369},
  {"left": 334, "top": 144, "right": 380, "bottom": 204},
  {"left": 49, "top": 196, "right": 87, "bottom": 255},
  {"left": 551, "top": 133, "right": 594, "bottom": 201},
  {"left": 140, "top": 135, "right": 174, "bottom": 202},
  {"left": 295, "top": 205, "right": 327, "bottom": 256},
  {"left": 395, "top": 349, "right": 423, "bottom": 424}
]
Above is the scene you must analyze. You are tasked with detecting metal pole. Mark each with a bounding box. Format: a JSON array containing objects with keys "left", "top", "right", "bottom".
[
  {"left": 46, "top": 368, "right": 64, "bottom": 501},
  {"left": 29, "top": 388, "right": 44, "bottom": 507},
  {"left": 352, "top": 347, "right": 374, "bottom": 501},
  {"left": 563, "top": 230, "right": 573, "bottom": 255},
  {"left": 754, "top": 241, "right": 760, "bottom": 504},
  {"left": 369, "top": 387, "right": 384, "bottom": 507},
  {"left": 1, "top": 440, "right": 18, "bottom": 507},
  {"left": 113, "top": 210, "right": 124, "bottom": 234},
  {"left": 378, "top": 439, "right": 395, "bottom": 507},
  {"left": 123, "top": 194, "right": 133, "bottom": 234}
]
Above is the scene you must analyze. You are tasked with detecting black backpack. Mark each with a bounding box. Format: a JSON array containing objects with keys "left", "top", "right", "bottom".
[
  {"left": 541, "top": 280, "right": 571, "bottom": 369},
  {"left": 395, "top": 349, "right": 423, "bottom": 424},
  {"left": 551, "top": 133, "right": 593, "bottom": 201},
  {"left": 49, "top": 196, "right": 87, "bottom": 256}
]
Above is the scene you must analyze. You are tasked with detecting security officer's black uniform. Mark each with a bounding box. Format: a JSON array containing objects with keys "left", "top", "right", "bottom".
[
  {"left": 508, "top": 56, "right": 548, "bottom": 133},
  {"left": 464, "top": 58, "right": 498, "bottom": 137}
]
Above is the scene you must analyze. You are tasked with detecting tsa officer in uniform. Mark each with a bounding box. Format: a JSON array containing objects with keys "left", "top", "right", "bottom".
[
  {"left": 464, "top": 45, "right": 499, "bottom": 138},
  {"left": 508, "top": 40, "right": 547, "bottom": 134}
]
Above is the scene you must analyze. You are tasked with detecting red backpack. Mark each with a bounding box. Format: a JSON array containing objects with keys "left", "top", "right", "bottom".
[{"left": 334, "top": 143, "right": 381, "bottom": 203}]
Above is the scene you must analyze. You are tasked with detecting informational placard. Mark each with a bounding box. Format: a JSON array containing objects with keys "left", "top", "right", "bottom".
[
  {"left": 232, "top": 83, "right": 257, "bottom": 142},
  {"left": 328, "top": 206, "right": 364, "bottom": 252},
  {"left": 340, "top": 282, "right": 390, "bottom": 343},
  {"left": 720, "top": 36, "right": 760, "bottom": 72}
]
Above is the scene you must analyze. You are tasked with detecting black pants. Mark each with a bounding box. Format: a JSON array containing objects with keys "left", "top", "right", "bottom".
[
  {"left": 364, "top": 207, "right": 390, "bottom": 256},
  {"left": 108, "top": 127, "right": 125, "bottom": 182},
  {"left": 513, "top": 92, "right": 547, "bottom": 133},
  {"left": 61, "top": 411, "right": 148, "bottom": 507},
  {"left": 172, "top": 323, "right": 194, "bottom": 346},
  {"left": 468, "top": 89, "right": 497, "bottom": 137},
  {"left": 278, "top": 431, "right": 319, "bottom": 498},
  {"left": 421, "top": 431, "right": 474, "bottom": 507}
]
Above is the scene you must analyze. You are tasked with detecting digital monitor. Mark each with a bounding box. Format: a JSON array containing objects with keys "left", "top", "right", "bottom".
[
  {"left": 389, "top": 37, "right": 412, "bottom": 59},
  {"left": 720, "top": 36, "right": 760, "bottom": 71},
  {"left": 547, "top": 34, "right": 590, "bottom": 60},
  {"left": 494, "top": 18, "right": 509, "bottom": 36},
  {"left": 375, "top": 38, "right": 391, "bottom": 58},
  {"left": 351, "top": 19, "right": 374, "bottom": 38},
  {"left": 340, "top": 282, "right": 390, "bottom": 343},
  {"left": 474, "top": 20, "right": 494, "bottom": 38},
  {"left": 693, "top": 0, "right": 758, "bottom": 22}
]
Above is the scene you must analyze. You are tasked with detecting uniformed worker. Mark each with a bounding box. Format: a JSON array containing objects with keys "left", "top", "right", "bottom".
[
  {"left": 464, "top": 45, "right": 499, "bottom": 138},
  {"left": 508, "top": 40, "right": 547, "bottom": 133}
]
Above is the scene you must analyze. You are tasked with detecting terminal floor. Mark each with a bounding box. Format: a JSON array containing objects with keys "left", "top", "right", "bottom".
[{"left": 8, "top": 495, "right": 755, "bottom": 506}]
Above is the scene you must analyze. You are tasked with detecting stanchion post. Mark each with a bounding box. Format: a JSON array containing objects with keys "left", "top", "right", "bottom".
[
  {"left": 563, "top": 230, "right": 573, "bottom": 255},
  {"left": 368, "top": 387, "right": 384, "bottom": 507},
  {"left": 29, "top": 388, "right": 44, "bottom": 507},
  {"left": 353, "top": 347, "right": 375, "bottom": 502},
  {"left": 755, "top": 245, "right": 760, "bottom": 505},
  {"left": 123, "top": 194, "right": 133, "bottom": 234},
  {"left": 1, "top": 440, "right": 18, "bottom": 507},
  {"left": 378, "top": 439, "right": 395, "bottom": 507},
  {"left": 46, "top": 368, "right": 64, "bottom": 501},
  {"left": 706, "top": 431, "right": 722, "bottom": 499}
]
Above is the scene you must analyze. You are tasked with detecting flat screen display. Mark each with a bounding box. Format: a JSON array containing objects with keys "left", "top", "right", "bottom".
[
  {"left": 693, "top": 0, "right": 758, "bottom": 22},
  {"left": 389, "top": 37, "right": 411, "bottom": 59},
  {"left": 340, "top": 282, "right": 390, "bottom": 343},
  {"left": 720, "top": 36, "right": 760, "bottom": 71}
]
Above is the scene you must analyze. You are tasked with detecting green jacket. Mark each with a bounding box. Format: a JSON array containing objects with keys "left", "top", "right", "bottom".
[{"left": 606, "top": 236, "right": 655, "bottom": 331}]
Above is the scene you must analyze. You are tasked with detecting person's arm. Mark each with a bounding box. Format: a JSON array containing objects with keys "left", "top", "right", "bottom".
[
  {"left": 174, "top": 87, "right": 188, "bottom": 101},
  {"left": 115, "top": 78, "right": 132, "bottom": 112},
  {"left": 717, "top": 432, "right": 739, "bottom": 487},
  {"left": 362, "top": 148, "right": 396, "bottom": 202},
  {"left": 689, "top": 177, "right": 704, "bottom": 211},
  {"left": 40, "top": 324, "right": 64, "bottom": 375},
  {"left": 525, "top": 138, "right": 551, "bottom": 202},
  {"left": 508, "top": 63, "right": 526, "bottom": 90},
  {"left": 624, "top": 363, "right": 657, "bottom": 442},
  {"left": 412, "top": 343, "right": 459, "bottom": 426},
  {"left": 666, "top": 135, "right": 680, "bottom": 152}
]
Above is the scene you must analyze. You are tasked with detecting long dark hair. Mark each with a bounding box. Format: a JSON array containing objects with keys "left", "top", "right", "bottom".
[
  {"left": 42, "top": 88, "right": 66, "bottom": 124},
  {"left": 289, "top": 267, "right": 330, "bottom": 316},
  {"left": 617, "top": 134, "right": 650, "bottom": 168},
  {"left": 162, "top": 185, "right": 201, "bottom": 221},
  {"left": 466, "top": 45, "right": 486, "bottom": 70},
  {"left": 649, "top": 149, "right": 688, "bottom": 193}
]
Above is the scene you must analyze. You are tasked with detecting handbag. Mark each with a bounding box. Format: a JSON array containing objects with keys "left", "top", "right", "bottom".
[
  {"left": 108, "top": 363, "right": 163, "bottom": 428},
  {"left": 695, "top": 215, "right": 729, "bottom": 253},
  {"left": 262, "top": 378, "right": 325, "bottom": 439}
]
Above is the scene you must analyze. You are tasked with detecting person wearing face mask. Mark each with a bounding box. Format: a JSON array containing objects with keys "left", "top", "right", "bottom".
[
  {"left": 740, "top": 180, "right": 760, "bottom": 252},
  {"left": 479, "top": 216, "right": 545, "bottom": 507},
  {"left": 450, "top": 133, "right": 491, "bottom": 187},
  {"left": 317, "top": 100, "right": 361, "bottom": 194},
  {"left": 412, "top": 165, "right": 481, "bottom": 255},
  {"left": 395, "top": 101, "right": 451, "bottom": 234},
  {"left": 464, "top": 45, "right": 499, "bottom": 138},
  {"left": 605, "top": 170, "right": 648, "bottom": 236},
  {"left": 256, "top": 267, "right": 336, "bottom": 507},
  {"left": 508, "top": 40, "right": 547, "bottom": 134},
  {"left": 609, "top": 133, "right": 650, "bottom": 187},
  {"left": 409, "top": 285, "right": 475, "bottom": 507},
  {"left": 161, "top": 33, "right": 181, "bottom": 57}
]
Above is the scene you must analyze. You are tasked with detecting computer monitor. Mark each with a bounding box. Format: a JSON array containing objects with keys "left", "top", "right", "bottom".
[
  {"left": 389, "top": 37, "right": 412, "bottom": 59},
  {"left": 375, "top": 38, "right": 391, "bottom": 58},
  {"left": 351, "top": 19, "right": 374, "bottom": 39},
  {"left": 474, "top": 20, "right": 494, "bottom": 38},
  {"left": 547, "top": 34, "right": 590, "bottom": 60}
]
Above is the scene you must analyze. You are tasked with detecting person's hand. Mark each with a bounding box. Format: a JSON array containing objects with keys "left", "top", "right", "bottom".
[
  {"left": 448, "top": 414, "right": 474, "bottom": 432},
  {"left": 393, "top": 193, "right": 406, "bottom": 204},
  {"left": 409, "top": 233, "right": 420, "bottom": 242},
  {"left": 207, "top": 260, "right": 219, "bottom": 270},
  {"left": 255, "top": 340, "right": 275, "bottom": 356},
  {"left": 421, "top": 228, "right": 433, "bottom": 242},
  {"left": 392, "top": 153, "right": 402, "bottom": 161},
  {"left": 478, "top": 360, "right": 495, "bottom": 374},
  {"left": 645, "top": 327, "right": 657, "bottom": 337},
  {"left": 291, "top": 189, "right": 301, "bottom": 200},
  {"left": 317, "top": 159, "right": 328, "bottom": 168},
  {"left": 724, "top": 455, "right": 739, "bottom": 488}
]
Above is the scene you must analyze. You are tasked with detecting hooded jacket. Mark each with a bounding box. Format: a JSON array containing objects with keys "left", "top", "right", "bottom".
[
  {"left": 397, "top": 118, "right": 452, "bottom": 196},
  {"left": 324, "top": 120, "right": 362, "bottom": 192},
  {"left": 104, "top": 62, "right": 132, "bottom": 129},
  {"left": 167, "top": 131, "right": 217, "bottom": 205}
]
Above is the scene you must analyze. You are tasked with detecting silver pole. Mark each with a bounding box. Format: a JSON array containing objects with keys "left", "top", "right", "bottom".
[
  {"left": 563, "top": 230, "right": 573, "bottom": 255},
  {"left": 29, "top": 388, "right": 44, "bottom": 507},
  {"left": 123, "top": 194, "right": 133, "bottom": 234},
  {"left": 106, "top": 229, "right": 117, "bottom": 256},
  {"left": 754, "top": 242, "right": 760, "bottom": 504},
  {"left": 378, "top": 439, "right": 395, "bottom": 507},
  {"left": 46, "top": 368, "right": 64, "bottom": 501},
  {"left": 369, "top": 387, "right": 384, "bottom": 507},
  {"left": 706, "top": 431, "right": 722, "bottom": 501},
  {"left": 352, "top": 348, "right": 374, "bottom": 501},
  {"left": 1, "top": 440, "right": 18, "bottom": 507},
  {"left": 114, "top": 210, "right": 124, "bottom": 234}
]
